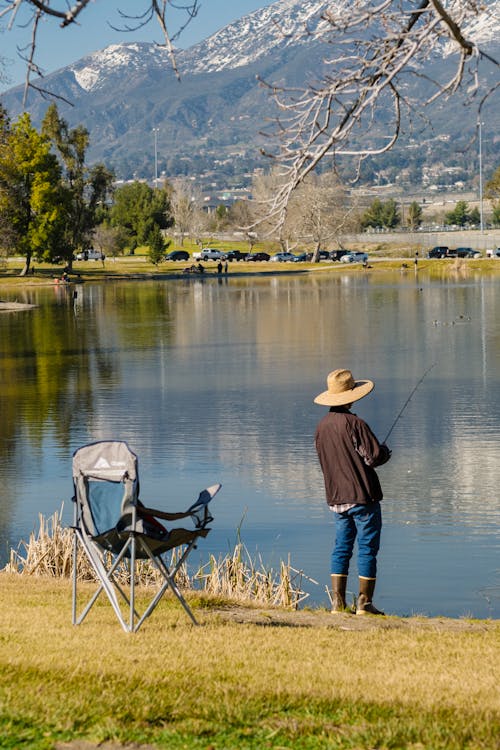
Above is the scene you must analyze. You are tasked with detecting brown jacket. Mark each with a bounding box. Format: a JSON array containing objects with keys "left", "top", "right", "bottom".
[{"left": 315, "top": 406, "right": 391, "bottom": 507}]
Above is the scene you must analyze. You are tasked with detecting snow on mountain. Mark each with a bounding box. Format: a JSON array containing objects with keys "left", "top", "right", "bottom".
[
  {"left": 70, "top": 42, "right": 172, "bottom": 93},
  {"left": 66, "top": 0, "right": 334, "bottom": 93},
  {"left": 65, "top": 0, "right": 499, "bottom": 94},
  {"left": 178, "top": 0, "right": 333, "bottom": 75}
]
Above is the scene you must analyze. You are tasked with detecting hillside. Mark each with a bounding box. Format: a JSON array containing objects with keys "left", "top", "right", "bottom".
[{"left": 0, "top": 0, "right": 498, "bottom": 188}]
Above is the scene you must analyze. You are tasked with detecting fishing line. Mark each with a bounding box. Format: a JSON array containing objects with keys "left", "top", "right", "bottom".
[{"left": 383, "top": 362, "right": 436, "bottom": 444}]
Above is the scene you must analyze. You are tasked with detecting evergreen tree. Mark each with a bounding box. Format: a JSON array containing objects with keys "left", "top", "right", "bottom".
[
  {"left": 360, "top": 198, "right": 385, "bottom": 229},
  {"left": 0, "top": 111, "right": 66, "bottom": 274},
  {"left": 468, "top": 207, "right": 480, "bottom": 226},
  {"left": 361, "top": 198, "right": 400, "bottom": 229},
  {"left": 147, "top": 224, "right": 169, "bottom": 265},
  {"left": 42, "top": 104, "right": 114, "bottom": 264},
  {"left": 111, "top": 181, "right": 172, "bottom": 250},
  {"left": 444, "top": 200, "right": 469, "bottom": 226},
  {"left": 381, "top": 198, "right": 400, "bottom": 229}
]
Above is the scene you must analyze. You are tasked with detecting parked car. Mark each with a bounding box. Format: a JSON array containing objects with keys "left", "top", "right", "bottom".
[
  {"left": 193, "top": 248, "right": 226, "bottom": 261},
  {"left": 225, "top": 250, "right": 247, "bottom": 262},
  {"left": 427, "top": 246, "right": 449, "bottom": 258},
  {"left": 340, "top": 251, "right": 368, "bottom": 264},
  {"left": 75, "top": 249, "right": 104, "bottom": 261},
  {"left": 270, "top": 252, "right": 297, "bottom": 262},
  {"left": 164, "top": 250, "right": 189, "bottom": 262},
  {"left": 330, "top": 249, "right": 349, "bottom": 261},
  {"left": 245, "top": 252, "right": 270, "bottom": 262},
  {"left": 292, "top": 253, "right": 308, "bottom": 262},
  {"left": 304, "top": 250, "right": 330, "bottom": 261},
  {"left": 455, "top": 247, "right": 481, "bottom": 258}
]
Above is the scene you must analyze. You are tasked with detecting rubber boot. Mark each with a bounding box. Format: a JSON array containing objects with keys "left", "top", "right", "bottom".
[
  {"left": 331, "top": 574, "right": 350, "bottom": 613},
  {"left": 356, "top": 576, "right": 385, "bottom": 615}
]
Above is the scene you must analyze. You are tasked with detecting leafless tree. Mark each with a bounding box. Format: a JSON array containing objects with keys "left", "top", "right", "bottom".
[
  {"left": 252, "top": 168, "right": 356, "bottom": 258},
  {"left": 170, "top": 178, "right": 205, "bottom": 246},
  {"left": 227, "top": 199, "right": 259, "bottom": 250},
  {"left": 0, "top": 0, "right": 199, "bottom": 102},
  {"left": 290, "top": 174, "right": 357, "bottom": 259},
  {"left": 92, "top": 223, "right": 129, "bottom": 259},
  {"left": 260, "top": 0, "right": 499, "bottom": 229}
]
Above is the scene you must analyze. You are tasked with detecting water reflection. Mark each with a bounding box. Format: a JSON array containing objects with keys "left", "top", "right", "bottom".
[{"left": 0, "top": 272, "right": 499, "bottom": 617}]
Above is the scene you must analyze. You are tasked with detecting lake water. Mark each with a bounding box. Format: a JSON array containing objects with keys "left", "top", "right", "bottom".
[{"left": 1, "top": 268, "right": 499, "bottom": 618}]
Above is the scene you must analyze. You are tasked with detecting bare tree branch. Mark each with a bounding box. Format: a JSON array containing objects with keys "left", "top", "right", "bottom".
[
  {"left": 258, "top": 0, "right": 499, "bottom": 231},
  {"left": 0, "top": 0, "right": 200, "bottom": 96}
]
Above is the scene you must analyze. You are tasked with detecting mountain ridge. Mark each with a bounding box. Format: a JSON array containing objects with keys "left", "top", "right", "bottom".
[{"left": 1, "top": 0, "right": 498, "bottom": 187}]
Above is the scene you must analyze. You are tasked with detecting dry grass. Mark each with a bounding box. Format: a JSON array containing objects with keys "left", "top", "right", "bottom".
[
  {"left": 0, "top": 573, "right": 498, "bottom": 750},
  {"left": 5, "top": 508, "right": 312, "bottom": 609}
]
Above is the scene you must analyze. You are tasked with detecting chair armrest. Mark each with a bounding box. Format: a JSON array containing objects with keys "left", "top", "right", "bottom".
[{"left": 138, "top": 507, "right": 192, "bottom": 522}]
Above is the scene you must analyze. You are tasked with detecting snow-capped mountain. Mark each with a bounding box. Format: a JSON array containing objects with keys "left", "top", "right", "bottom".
[
  {"left": 1, "top": 0, "right": 498, "bottom": 185},
  {"left": 65, "top": 0, "right": 333, "bottom": 94},
  {"left": 70, "top": 43, "right": 172, "bottom": 93},
  {"left": 177, "top": 0, "right": 333, "bottom": 76},
  {"left": 60, "top": 0, "right": 500, "bottom": 93}
]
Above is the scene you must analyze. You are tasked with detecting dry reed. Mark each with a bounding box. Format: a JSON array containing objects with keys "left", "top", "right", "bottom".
[{"left": 4, "top": 507, "right": 313, "bottom": 609}]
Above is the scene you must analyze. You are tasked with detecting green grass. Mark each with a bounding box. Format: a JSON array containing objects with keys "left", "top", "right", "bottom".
[
  {"left": 2, "top": 238, "right": 500, "bottom": 286},
  {"left": 0, "top": 575, "right": 498, "bottom": 749}
]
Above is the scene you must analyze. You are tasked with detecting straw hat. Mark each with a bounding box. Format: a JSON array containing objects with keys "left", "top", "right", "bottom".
[{"left": 314, "top": 368, "right": 374, "bottom": 406}]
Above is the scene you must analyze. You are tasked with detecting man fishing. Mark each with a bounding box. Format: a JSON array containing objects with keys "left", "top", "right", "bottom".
[{"left": 314, "top": 368, "right": 391, "bottom": 615}]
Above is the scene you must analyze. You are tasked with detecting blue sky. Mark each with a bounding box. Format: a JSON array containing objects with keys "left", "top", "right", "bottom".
[{"left": 0, "top": 0, "right": 275, "bottom": 91}]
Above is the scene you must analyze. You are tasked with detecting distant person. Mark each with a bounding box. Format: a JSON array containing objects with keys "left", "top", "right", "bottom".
[
  {"left": 217, "top": 261, "right": 223, "bottom": 274},
  {"left": 197, "top": 263, "right": 205, "bottom": 274},
  {"left": 314, "top": 369, "right": 391, "bottom": 615},
  {"left": 224, "top": 260, "right": 228, "bottom": 274}
]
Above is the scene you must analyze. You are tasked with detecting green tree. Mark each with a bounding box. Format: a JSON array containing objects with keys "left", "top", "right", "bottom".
[
  {"left": 110, "top": 181, "right": 172, "bottom": 251},
  {"left": 361, "top": 198, "right": 400, "bottom": 230},
  {"left": 147, "top": 224, "right": 170, "bottom": 265},
  {"left": 381, "top": 198, "right": 400, "bottom": 229},
  {"left": 0, "top": 111, "right": 66, "bottom": 274},
  {"left": 444, "top": 200, "right": 469, "bottom": 226},
  {"left": 468, "top": 207, "right": 480, "bottom": 226},
  {"left": 42, "top": 104, "right": 114, "bottom": 264}
]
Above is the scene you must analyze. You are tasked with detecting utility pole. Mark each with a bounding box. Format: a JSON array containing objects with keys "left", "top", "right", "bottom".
[
  {"left": 152, "top": 128, "right": 159, "bottom": 189},
  {"left": 478, "top": 120, "right": 484, "bottom": 233}
]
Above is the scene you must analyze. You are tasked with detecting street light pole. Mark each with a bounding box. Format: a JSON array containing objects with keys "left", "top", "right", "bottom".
[
  {"left": 478, "top": 120, "right": 484, "bottom": 232},
  {"left": 152, "top": 128, "right": 159, "bottom": 189}
]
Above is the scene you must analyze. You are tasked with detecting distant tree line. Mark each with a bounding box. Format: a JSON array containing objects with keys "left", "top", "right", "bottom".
[
  {"left": 0, "top": 104, "right": 174, "bottom": 272},
  {"left": 1, "top": 103, "right": 499, "bottom": 276}
]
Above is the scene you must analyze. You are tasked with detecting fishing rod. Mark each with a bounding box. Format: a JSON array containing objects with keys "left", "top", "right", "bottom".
[{"left": 383, "top": 362, "right": 436, "bottom": 444}]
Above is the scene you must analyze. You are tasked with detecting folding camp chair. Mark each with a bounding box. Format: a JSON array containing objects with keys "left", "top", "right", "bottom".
[{"left": 71, "top": 440, "right": 220, "bottom": 632}]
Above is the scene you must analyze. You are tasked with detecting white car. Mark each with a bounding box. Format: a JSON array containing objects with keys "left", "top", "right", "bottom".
[
  {"left": 270, "top": 252, "right": 297, "bottom": 262},
  {"left": 75, "top": 249, "right": 104, "bottom": 261},
  {"left": 193, "top": 248, "right": 226, "bottom": 261},
  {"left": 340, "top": 251, "right": 368, "bottom": 264}
]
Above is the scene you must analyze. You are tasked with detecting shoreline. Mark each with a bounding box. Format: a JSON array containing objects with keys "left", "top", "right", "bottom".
[{"left": 2, "top": 255, "right": 500, "bottom": 291}]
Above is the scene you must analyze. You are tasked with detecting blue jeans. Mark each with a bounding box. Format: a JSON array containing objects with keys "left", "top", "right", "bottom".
[{"left": 331, "top": 503, "right": 382, "bottom": 578}]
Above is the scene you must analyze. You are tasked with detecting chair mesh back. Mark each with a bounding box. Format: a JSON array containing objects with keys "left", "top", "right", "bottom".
[
  {"left": 86, "top": 479, "right": 127, "bottom": 536},
  {"left": 73, "top": 441, "right": 139, "bottom": 537}
]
